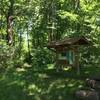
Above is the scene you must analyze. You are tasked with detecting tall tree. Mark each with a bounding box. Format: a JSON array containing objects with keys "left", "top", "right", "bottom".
[{"left": 6, "top": 0, "right": 14, "bottom": 46}]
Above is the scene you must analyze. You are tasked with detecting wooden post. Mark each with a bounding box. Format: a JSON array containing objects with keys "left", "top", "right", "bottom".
[
  {"left": 74, "top": 47, "right": 80, "bottom": 75},
  {"left": 55, "top": 50, "right": 59, "bottom": 72}
]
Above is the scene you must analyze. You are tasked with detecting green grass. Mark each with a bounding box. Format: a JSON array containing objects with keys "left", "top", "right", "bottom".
[{"left": 0, "top": 65, "right": 100, "bottom": 100}]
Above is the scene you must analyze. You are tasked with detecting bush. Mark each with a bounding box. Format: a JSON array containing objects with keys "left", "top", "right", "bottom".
[
  {"left": 0, "top": 45, "right": 14, "bottom": 71},
  {"left": 31, "top": 47, "right": 54, "bottom": 71}
]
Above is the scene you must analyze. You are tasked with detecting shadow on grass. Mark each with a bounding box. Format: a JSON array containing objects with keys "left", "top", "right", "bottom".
[{"left": 0, "top": 65, "right": 100, "bottom": 100}]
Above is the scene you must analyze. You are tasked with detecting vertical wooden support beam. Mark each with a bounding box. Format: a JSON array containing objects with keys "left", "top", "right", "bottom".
[
  {"left": 55, "top": 52, "right": 58, "bottom": 66},
  {"left": 55, "top": 50, "right": 59, "bottom": 71},
  {"left": 74, "top": 47, "right": 80, "bottom": 75},
  {"left": 73, "top": 49, "right": 75, "bottom": 68}
]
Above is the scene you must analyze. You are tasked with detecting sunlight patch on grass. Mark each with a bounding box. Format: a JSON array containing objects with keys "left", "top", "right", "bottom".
[
  {"left": 78, "top": 85, "right": 83, "bottom": 88},
  {"left": 27, "top": 84, "right": 42, "bottom": 96},
  {"left": 63, "top": 67, "right": 71, "bottom": 71},
  {"left": 67, "top": 79, "right": 84, "bottom": 91},
  {"left": 7, "top": 81, "right": 18, "bottom": 86},
  {"left": 23, "top": 63, "right": 32, "bottom": 68},
  {"left": 57, "top": 84, "right": 66, "bottom": 89},
  {"left": 17, "top": 81, "right": 25, "bottom": 86},
  {"left": 38, "top": 73, "right": 49, "bottom": 78},
  {"left": 84, "top": 71, "right": 89, "bottom": 74},
  {"left": 67, "top": 83, "right": 75, "bottom": 87},
  {"left": 47, "top": 64, "right": 54, "bottom": 69},
  {"left": 58, "top": 95, "right": 63, "bottom": 100},
  {"left": 16, "top": 68, "right": 26, "bottom": 72}
]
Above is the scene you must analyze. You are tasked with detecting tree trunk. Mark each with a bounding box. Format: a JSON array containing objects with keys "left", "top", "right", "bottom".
[
  {"left": 6, "top": 0, "right": 14, "bottom": 46},
  {"left": 27, "top": 26, "right": 30, "bottom": 58}
]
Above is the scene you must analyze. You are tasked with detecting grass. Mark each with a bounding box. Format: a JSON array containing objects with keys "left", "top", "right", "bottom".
[{"left": 0, "top": 65, "right": 100, "bottom": 100}]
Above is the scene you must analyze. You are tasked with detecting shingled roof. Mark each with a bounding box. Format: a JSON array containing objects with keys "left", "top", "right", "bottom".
[{"left": 47, "top": 36, "right": 91, "bottom": 48}]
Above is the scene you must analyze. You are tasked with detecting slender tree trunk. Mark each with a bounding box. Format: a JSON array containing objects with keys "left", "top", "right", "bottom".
[
  {"left": 6, "top": 0, "right": 14, "bottom": 46},
  {"left": 48, "top": 0, "right": 57, "bottom": 42},
  {"left": 19, "top": 29, "right": 22, "bottom": 57},
  {"left": 74, "top": 0, "right": 80, "bottom": 11},
  {"left": 27, "top": 25, "right": 31, "bottom": 61}
]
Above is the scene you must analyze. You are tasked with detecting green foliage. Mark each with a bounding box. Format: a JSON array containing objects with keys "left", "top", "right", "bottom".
[
  {"left": 31, "top": 47, "right": 54, "bottom": 71},
  {"left": 0, "top": 44, "right": 14, "bottom": 70},
  {"left": 0, "top": 0, "right": 100, "bottom": 99},
  {"left": 58, "top": 10, "right": 78, "bottom": 21}
]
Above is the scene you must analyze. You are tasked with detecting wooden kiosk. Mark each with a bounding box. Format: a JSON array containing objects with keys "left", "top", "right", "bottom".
[{"left": 47, "top": 36, "right": 90, "bottom": 74}]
